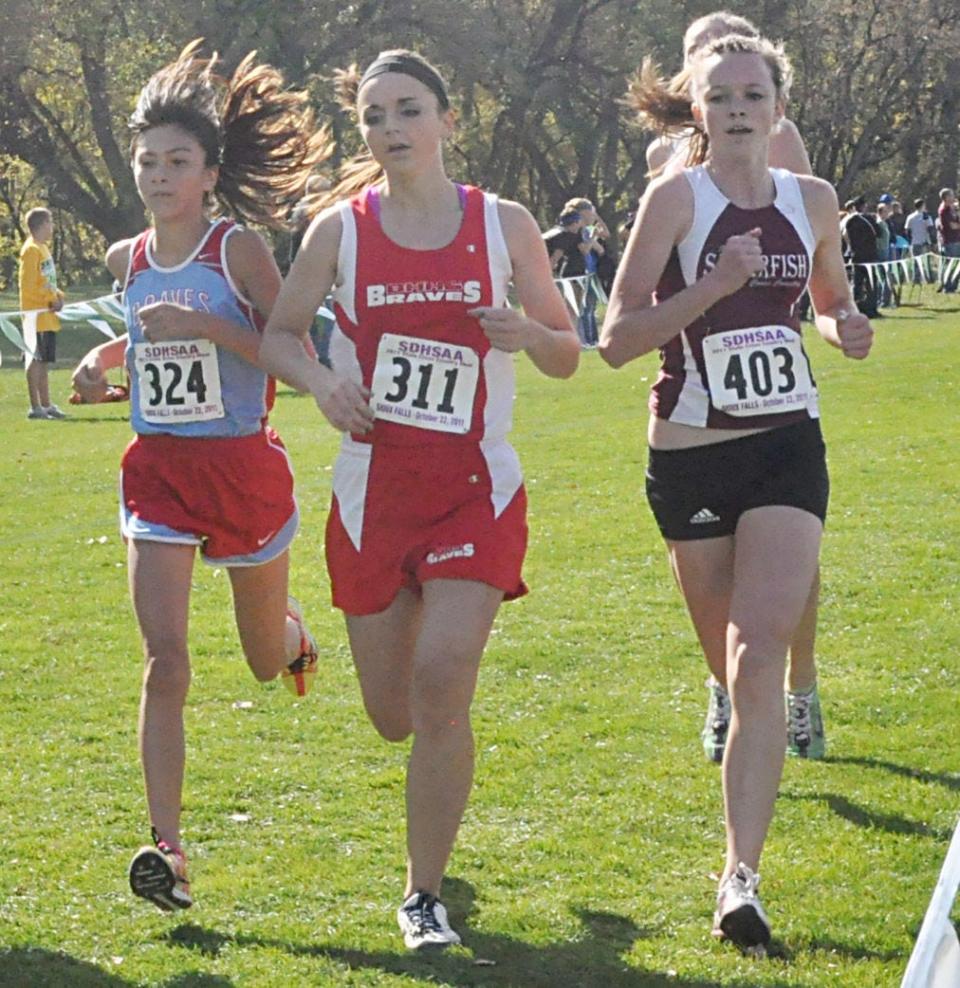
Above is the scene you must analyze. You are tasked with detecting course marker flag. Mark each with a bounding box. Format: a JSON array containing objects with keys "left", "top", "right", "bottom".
[{"left": 901, "top": 814, "right": 960, "bottom": 988}]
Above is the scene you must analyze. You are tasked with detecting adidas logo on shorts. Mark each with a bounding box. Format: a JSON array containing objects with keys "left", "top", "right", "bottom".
[{"left": 689, "top": 508, "right": 721, "bottom": 524}]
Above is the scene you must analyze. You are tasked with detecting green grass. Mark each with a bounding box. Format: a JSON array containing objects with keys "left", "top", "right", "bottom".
[{"left": 0, "top": 296, "right": 958, "bottom": 986}]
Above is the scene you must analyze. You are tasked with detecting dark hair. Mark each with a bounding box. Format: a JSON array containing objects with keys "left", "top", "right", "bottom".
[
  {"left": 25, "top": 207, "right": 52, "bottom": 234},
  {"left": 306, "top": 49, "right": 450, "bottom": 216},
  {"left": 129, "top": 39, "right": 330, "bottom": 228},
  {"left": 359, "top": 52, "right": 449, "bottom": 110},
  {"left": 914, "top": 197, "right": 925, "bottom": 208},
  {"left": 627, "top": 34, "right": 792, "bottom": 169}
]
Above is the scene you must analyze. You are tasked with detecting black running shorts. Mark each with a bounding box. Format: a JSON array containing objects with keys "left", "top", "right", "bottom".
[{"left": 645, "top": 419, "right": 829, "bottom": 541}]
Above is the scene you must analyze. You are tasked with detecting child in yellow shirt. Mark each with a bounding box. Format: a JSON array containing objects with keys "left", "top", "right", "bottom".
[{"left": 20, "top": 207, "right": 65, "bottom": 419}]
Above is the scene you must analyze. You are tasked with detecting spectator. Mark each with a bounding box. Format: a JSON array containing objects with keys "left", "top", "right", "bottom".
[
  {"left": 563, "top": 196, "right": 610, "bottom": 345},
  {"left": 936, "top": 187, "right": 960, "bottom": 293},
  {"left": 543, "top": 209, "right": 585, "bottom": 277},
  {"left": 19, "top": 207, "right": 66, "bottom": 420},
  {"left": 905, "top": 197, "right": 932, "bottom": 257},
  {"left": 875, "top": 203, "right": 896, "bottom": 308},
  {"left": 544, "top": 209, "right": 595, "bottom": 345},
  {"left": 288, "top": 173, "right": 331, "bottom": 270},
  {"left": 905, "top": 198, "right": 933, "bottom": 286},
  {"left": 842, "top": 196, "right": 879, "bottom": 317},
  {"left": 887, "top": 199, "right": 907, "bottom": 249}
]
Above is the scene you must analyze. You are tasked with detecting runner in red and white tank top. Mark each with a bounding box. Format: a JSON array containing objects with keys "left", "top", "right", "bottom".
[
  {"left": 601, "top": 36, "right": 873, "bottom": 951},
  {"left": 260, "top": 50, "right": 579, "bottom": 950},
  {"left": 323, "top": 182, "right": 529, "bottom": 612}
]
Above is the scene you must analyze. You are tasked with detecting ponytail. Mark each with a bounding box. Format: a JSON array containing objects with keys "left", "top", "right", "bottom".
[
  {"left": 625, "top": 59, "right": 707, "bottom": 170},
  {"left": 130, "top": 39, "right": 330, "bottom": 229}
]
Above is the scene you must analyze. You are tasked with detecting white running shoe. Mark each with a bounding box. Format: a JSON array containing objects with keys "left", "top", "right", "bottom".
[
  {"left": 397, "top": 891, "right": 461, "bottom": 950},
  {"left": 43, "top": 404, "right": 67, "bottom": 419},
  {"left": 713, "top": 863, "right": 771, "bottom": 950}
]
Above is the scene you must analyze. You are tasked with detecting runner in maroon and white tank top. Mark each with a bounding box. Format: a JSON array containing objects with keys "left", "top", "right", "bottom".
[
  {"left": 652, "top": 165, "right": 818, "bottom": 430},
  {"left": 260, "top": 49, "right": 578, "bottom": 950},
  {"left": 638, "top": 11, "right": 820, "bottom": 772},
  {"left": 601, "top": 35, "right": 873, "bottom": 951}
]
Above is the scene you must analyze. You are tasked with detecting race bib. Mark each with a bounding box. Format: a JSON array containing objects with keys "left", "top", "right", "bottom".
[
  {"left": 133, "top": 340, "right": 224, "bottom": 423},
  {"left": 370, "top": 333, "right": 479, "bottom": 435},
  {"left": 702, "top": 326, "right": 814, "bottom": 417}
]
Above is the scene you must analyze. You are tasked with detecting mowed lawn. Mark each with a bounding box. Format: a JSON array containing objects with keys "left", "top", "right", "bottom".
[{"left": 0, "top": 297, "right": 957, "bottom": 987}]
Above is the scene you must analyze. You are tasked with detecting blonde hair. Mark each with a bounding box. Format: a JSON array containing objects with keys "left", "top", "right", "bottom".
[
  {"left": 683, "top": 11, "right": 759, "bottom": 61},
  {"left": 627, "top": 34, "right": 792, "bottom": 168}
]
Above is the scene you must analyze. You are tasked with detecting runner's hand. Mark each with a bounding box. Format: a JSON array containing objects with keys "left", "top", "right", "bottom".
[
  {"left": 315, "top": 375, "right": 374, "bottom": 434},
  {"left": 138, "top": 302, "right": 197, "bottom": 342},
  {"left": 470, "top": 306, "right": 535, "bottom": 353},
  {"left": 836, "top": 311, "right": 873, "bottom": 360},
  {"left": 71, "top": 357, "right": 108, "bottom": 403},
  {"left": 710, "top": 227, "right": 764, "bottom": 295}
]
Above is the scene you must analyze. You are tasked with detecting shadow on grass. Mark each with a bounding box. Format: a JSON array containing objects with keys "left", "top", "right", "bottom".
[
  {"left": 0, "top": 948, "right": 233, "bottom": 987},
  {"left": 54, "top": 414, "right": 131, "bottom": 424},
  {"left": 166, "top": 878, "right": 795, "bottom": 987},
  {"left": 788, "top": 792, "right": 954, "bottom": 841},
  {"left": 824, "top": 755, "right": 960, "bottom": 792},
  {"left": 803, "top": 936, "right": 906, "bottom": 964}
]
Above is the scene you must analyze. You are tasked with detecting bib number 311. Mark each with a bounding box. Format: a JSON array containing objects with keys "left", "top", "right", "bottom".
[
  {"left": 702, "top": 326, "right": 814, "bottom": 416},
  {"left": 371, "top": 333, "right": 479, "bottom": 435}
]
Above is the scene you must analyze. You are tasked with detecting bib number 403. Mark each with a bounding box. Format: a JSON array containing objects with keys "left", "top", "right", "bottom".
[
  {"left": 702, "top": 327, "right": 814, "bottom": 417},
  {"left": 722, "top": 346, "right": 795, "bottom": 400}
]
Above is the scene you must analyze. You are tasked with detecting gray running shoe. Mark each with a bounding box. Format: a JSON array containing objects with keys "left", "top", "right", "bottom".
[
  {"left": 786, "top": 684, "right": 826, "bottom": 758},
  {"left": 702, "top": 677, "right": 731, "bottom": 763}
]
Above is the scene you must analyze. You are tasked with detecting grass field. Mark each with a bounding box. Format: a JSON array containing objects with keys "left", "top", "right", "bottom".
[{"left": 0, "top": 294, "right": 958, "bottom": 987}]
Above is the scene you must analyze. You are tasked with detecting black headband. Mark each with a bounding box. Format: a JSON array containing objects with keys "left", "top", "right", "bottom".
[{"left": 359, "top": 55, "right": 450, "bottom": 110}]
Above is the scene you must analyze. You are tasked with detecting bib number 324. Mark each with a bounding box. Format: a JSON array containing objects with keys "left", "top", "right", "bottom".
[
  {"left": 133, "top": 340, "right": 225, "bottom": 423},
  {"left": 702, "top": 326, "right": 814, "bottom": 417}
]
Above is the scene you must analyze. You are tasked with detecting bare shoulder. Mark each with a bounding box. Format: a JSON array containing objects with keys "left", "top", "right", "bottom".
[
  {"left": 773, "top": 117, "right": 803, "bottom": 139},
  {"left": 495, "top": 197, "right": 541, "bottom": 245},
  {"left": 225, "top": 226, "right": 274, "bottom": 267},
  {"left": 770, "top": 117, "right": 812, "bottom": 174},
  {"left": 105, "top": 238, "right": 136, "bottom": 282},
  {"left": 796, "top": 176, "right": 840, "bottom": 234},
  {"left": 642, "top": 170, "right": 694, "bottom": 222},
  {"left": 645, "top": 135, "right": 673, "bottom": 173},
  {"left": 300, "top": 202, "right": 345, "bottom": 255},
  {"left": 796, "top": 175, "right": 838, "bottom": 212}
]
